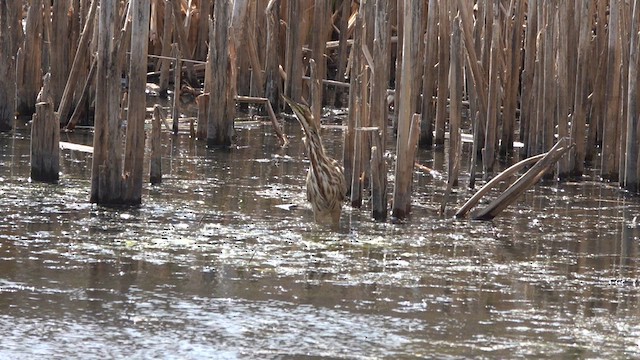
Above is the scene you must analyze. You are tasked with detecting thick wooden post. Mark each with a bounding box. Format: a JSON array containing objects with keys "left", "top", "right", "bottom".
[
  {"left": 31, "top": 74, "right": 60, "bottom": 183},
  {"left": 392, "top": 0, "right": 421, "bottom": 220},
  {"left": 123, "top": 0, "right": 151, "bottom": 204},
  {"left": 206, "top": 0, "right": 234, "bottom": 148},
  {"left": 90, "top": 0, "right": 124, "bottom": 204},
  {"left": 0, "top": 1, "right": 20, "bottom": 131},
  {"left": 602, "top": 0, "right": 622, "bottom": 181},
  {"left": 370, "top": 0, "right": 391, "bottom": 220},
  {"left": 626, "top": 0, "right": 640, "bottom": 192}
]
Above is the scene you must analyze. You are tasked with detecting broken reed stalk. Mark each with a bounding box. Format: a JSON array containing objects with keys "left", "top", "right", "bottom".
[
  {"left": 519, "top": 0, "right": 538, "bottom": 156},
  {"left": 246, "top": 0, "right": 264, "bottom": 98},
  {"left": 169, "top": 0, "right": 195, "bottom": 82},
  {"left": 392, "top": 0, "right": 403, "bottom": 133},
  {"left": 309, "top": 59, "right": 322, "bottom": 128},
  {"left": 65, "top": 59, "right": 97, "bottom": 131},
  {"left": 355, "top": 67, "right": 372, "bottom": 207},
  {"left": 264, "top": 0, "right": 281, "bottom": 112},
  {"left": 171, "top": 43, "right": 181, "bottom": 135},
  {"left": 50, "top": 0, "right": 71, "bottom": 107},
  {"left": 195, "top": 0, "right": 211, "bottom": 61},
  {"left": 588, "top": 1, "right": 608, "bottom": 165},
  {"left": 350, "top": 127, "right": 363, "bottom": 207},
  {"left": 196, "top": 94, "right": 209, "bottom": 140},
  {"left": 441, "top": 14, "right": 463, "bottom": 215},
  {"left": 433, "top": 0, "right": 450, "bottom": 146},
  {"left": 455, "top": 152, "right": 548, "bottom": 219},
  {"left": 500, "top": 0, "right": 525, "bottom": 158},
  {"left": 471, "top": 138, "right": 573, "bottom": 221},
  {"left": 150, "top": 104, "right": 162, "bottom": 185},
  {"left": 542, "top": 3, "right": 556, "bottom": 156},
  {"left": 158, "top": 0, "right": 173, "bottom": 96},
  {"left": 343, "top": 10, "right": 364, "bottom": 197},
  {"left": 284, "top": 0, "right": 302, "bottom": 102},
  {"left": 483, "top": 0, "right": 500, "bottom": 177},
  {"left": 370, "top": 129, "right": 386, "bottom": 220},
  {"left": 570, "top": 0, "right": 592, "bottom": 177},
  {"left": 57, "top": 0, "right": 98, "bottom": 126},
  {"left": 310, "top": 0, "right": 330, "bottom": 122},
  {"left": 619, "top": 0, "right": 631, "bottom": 184},
  {"left": 419, "top": 0, "right": 438, "bottom": 147},
  {"left": 419, "top": 0, "right": 438, "bottom": 148},
  {"left": 328, "top": 0, "right": 351, "bottom": 108},
  {"left": 556, "top": 1, "right": 571, "bottom": 179}
]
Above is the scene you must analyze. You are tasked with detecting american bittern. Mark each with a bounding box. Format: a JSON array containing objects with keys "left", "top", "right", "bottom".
[{"left": 283, "top": 96, "right": 347, "bottom": 225}]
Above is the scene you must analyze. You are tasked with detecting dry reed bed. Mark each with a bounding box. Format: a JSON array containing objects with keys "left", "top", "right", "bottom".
[{"left": 1, "top": 0, "right": 639, "bottom": 220}]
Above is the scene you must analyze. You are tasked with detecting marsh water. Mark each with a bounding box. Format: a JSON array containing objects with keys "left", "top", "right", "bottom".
[{"left": 2, "top": 117, "right": 640, "bottom": 359}]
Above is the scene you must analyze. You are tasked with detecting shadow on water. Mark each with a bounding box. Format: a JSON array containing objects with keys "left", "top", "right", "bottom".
[{"left": 2, "top": 121, "right": 640, "bottom": 358}]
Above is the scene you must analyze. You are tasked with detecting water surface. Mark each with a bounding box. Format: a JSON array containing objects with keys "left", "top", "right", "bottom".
[{"left": 1, "top": 120, "right": 640, "bottom": 358}]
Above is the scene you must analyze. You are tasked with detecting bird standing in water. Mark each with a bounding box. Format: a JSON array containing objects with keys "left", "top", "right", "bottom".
[{"left": 283, "top": 96, "right": 346, "bottom": 225}]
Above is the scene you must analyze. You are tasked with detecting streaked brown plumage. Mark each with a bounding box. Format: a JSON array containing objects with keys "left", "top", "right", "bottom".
[{"left": 283, "top": 96, "right": 347, "bottom": 225}]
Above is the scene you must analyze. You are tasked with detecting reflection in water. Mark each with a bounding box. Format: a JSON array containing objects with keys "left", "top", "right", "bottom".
[{"left": 1, "top": 122, "right": 640, "bottom": 358}]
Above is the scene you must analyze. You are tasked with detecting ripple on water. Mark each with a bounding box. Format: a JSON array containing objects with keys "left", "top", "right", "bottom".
[{"left": 2, "top": 127, "right": 640, "bottom": 358}]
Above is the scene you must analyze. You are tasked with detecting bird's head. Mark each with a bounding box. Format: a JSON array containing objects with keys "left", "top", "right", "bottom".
[{"left": 282, "top": 96, "right": 319, "bottom": 139}]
